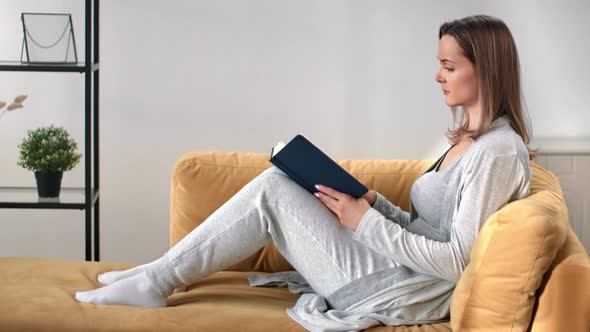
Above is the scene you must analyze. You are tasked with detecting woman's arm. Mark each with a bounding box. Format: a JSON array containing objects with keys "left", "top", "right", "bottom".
[
  {"left": 369, "top": 191, "right": 411, "bottom": 228},
  {"left": 362, "top": 190, "right": 411, "bottom": 227},
  {"left": 353, "top": 146, "right": 529, "bottom": 283}
]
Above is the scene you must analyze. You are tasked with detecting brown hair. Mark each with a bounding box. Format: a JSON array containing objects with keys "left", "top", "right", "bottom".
[{"left": 439, "top": 15, "right": 539, "bottom": 160}]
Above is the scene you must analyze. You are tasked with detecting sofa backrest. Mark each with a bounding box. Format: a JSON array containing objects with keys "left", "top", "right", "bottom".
[{"left": 169, "top": 151, "right": 433, "bottom": 272}]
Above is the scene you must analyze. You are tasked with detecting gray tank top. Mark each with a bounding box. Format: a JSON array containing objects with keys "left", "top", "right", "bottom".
[{"left": 408, "top": 147, "right": 465, "bottom": 234}]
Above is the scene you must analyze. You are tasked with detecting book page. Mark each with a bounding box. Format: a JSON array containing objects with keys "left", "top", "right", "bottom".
[{"left": 271, "top": 140, "right": 286, "bottom": 158}]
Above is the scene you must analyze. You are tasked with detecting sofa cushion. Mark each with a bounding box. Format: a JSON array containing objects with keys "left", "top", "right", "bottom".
[
  {"left": 0, "top": 256, "right": 302, "bottom": 332},
  {"left": 450, "top": 162, "right": 569, "bottom": 331},
  {"left": 169, "top": 151, "right": 294, "bottom": 272},
  {"left": 527, "top": 227, "right": 590, "bottom": 332},
  {"left": 0, "top": 256, "right": 451, "bottom": 332}
]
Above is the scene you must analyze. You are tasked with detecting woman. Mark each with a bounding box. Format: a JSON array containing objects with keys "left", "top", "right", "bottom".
[{"left": 76, "top": 14, "right": 537, "bottom": 331}]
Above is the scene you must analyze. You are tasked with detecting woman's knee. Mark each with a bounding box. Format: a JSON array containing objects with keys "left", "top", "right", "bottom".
[
  {"left": 249, "top": 166, "right": 288, "bottom": 189},
  {"left": 257, "top": 166, "right": 301, "bottom": 194},
  {"left": 260, "top": 166, "right": 287, "bottom": 177}
]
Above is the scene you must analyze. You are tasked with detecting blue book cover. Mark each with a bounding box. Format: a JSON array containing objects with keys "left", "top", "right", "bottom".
[{"left": 269, "top": 134, "right": 369, "bottom": 199}]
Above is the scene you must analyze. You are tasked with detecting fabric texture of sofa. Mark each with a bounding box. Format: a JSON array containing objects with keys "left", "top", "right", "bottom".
[{"left": 1, "top": 151, "right": 589, "bottom": 332}]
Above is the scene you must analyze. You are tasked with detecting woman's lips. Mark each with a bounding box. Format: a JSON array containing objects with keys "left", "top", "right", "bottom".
[{"left": 443, "top": 90, "right": 449, "bottom": 95}]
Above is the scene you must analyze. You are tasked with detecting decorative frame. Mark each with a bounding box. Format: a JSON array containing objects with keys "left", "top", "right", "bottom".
[{"left": 20, "top": 13, "right": 78, "bottom": 64}]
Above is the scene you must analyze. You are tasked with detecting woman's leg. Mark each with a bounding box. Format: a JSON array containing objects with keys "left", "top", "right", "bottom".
[{"left": 75, "top": 166, "right": 399, "bottom": 307}]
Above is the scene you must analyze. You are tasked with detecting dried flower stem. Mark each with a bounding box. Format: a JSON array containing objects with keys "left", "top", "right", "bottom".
[{"left": 0, "top": 95, "right": 27, "bottom": 123}]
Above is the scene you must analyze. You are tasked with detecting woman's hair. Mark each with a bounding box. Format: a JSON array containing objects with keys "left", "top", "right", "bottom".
[{"left": 439, "top": 15, "right": 539, "bottom": 160}]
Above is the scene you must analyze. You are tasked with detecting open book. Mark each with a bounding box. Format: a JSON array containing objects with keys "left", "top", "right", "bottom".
[{"left": 269, "top": 134, "right": 368, "bottom": 199}]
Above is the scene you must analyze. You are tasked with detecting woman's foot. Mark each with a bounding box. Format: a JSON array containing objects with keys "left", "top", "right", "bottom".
[
  {"left": 75, "top": 271, "right": 167, "bottom": 308},
  {"left": 98, "top": 258, "right": 187, "bottom": 294},
  {"left": 98, "top": 259, "right": 162, "bottom": 285}
]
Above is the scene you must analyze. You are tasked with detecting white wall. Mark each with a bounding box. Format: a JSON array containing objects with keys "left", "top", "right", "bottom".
[{"left": 1, "top": 0, "right": 589, "bottom": 264}]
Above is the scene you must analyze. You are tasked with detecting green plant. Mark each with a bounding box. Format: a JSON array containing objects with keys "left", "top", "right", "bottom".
[{"left": 17, "top": 125, "right": 82, "bottom": 173}]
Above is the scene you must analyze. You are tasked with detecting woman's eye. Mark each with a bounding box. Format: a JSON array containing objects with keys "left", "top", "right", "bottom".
[{"left": 445, "top": 68, "right": 454, "bottom": 72}]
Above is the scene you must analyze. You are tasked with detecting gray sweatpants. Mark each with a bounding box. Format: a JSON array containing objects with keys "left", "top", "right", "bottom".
[{"left": 145, "top": 166, "right": 400, "bottom": 299}]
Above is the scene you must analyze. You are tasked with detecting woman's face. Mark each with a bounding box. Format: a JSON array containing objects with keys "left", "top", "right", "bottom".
[{"left": 435, "top": 34, "right": 480, "bottom": 109}]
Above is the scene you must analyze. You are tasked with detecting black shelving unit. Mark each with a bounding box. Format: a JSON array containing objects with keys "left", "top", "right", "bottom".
[{"left": 0, "top": 0, "right": 100, "bottom": 262}]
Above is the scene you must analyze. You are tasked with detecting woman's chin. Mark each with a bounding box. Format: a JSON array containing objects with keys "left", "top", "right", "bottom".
[{"left": 445, "top": 99, "right": 457, "bottom": 107}]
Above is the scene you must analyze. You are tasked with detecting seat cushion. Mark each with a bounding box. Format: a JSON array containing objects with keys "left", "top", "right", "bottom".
[
  {"left": 0, "top": 257, "right": 451, "bottom": 332},
  {"left": 450, "top": 163, "right": 569, "bottom": 331}
]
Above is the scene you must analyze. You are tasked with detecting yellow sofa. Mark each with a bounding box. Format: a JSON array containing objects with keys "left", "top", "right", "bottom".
[{"left": 1, "top": 151, "right": 589, "bottom": 332}]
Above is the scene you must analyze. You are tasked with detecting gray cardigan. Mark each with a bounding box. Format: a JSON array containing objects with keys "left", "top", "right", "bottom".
[{"left": 248, "top": 116, "right": 532, "bottom": 332}]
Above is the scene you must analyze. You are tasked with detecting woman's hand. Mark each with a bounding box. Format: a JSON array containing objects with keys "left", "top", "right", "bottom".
[{"left": 314, "top": 184, "right": 371, "bottom": 231}]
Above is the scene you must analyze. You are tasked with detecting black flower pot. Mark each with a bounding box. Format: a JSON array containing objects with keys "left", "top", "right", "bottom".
[{"left": 34, "top": 171, "right": 63, "bottom": 197}]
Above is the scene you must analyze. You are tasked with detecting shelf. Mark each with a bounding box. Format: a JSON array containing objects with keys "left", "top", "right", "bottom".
[
  {"left": 0, "top": 187, "right": 99, "bottom": 210},
  {"left": 0, "top": 61, "right": 99, "bottom": 73},
  {"left": 0, "top": 0, "right": 101, "bottom": 261}
]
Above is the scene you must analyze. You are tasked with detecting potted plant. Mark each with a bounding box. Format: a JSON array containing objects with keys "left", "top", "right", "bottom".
[{"left": 17, "top": 125, "right": 82, "bottom": 197}]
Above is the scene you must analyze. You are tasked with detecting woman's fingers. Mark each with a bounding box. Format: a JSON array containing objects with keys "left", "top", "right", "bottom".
[
  {"left": 314, "top": 184, "right": 346, "bottom": 200},
  {"left": 314, "top": 191, "right": 338, "bottom": 214}
]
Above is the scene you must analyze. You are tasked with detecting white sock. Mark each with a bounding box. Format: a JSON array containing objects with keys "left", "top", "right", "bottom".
[
  {"left": 98, "top": 258, "right": 187, "bottom": 294},
  {"left": 75, "top": 271, "right": 167, "bottom": 308},
  {"left": 98, "top": 259, "right": 162, "bottom": 285}
]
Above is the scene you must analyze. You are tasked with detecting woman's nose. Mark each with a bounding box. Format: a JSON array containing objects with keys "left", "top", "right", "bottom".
[{"left": 435, "top": 71, "right": 444, "bottom": 84}]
